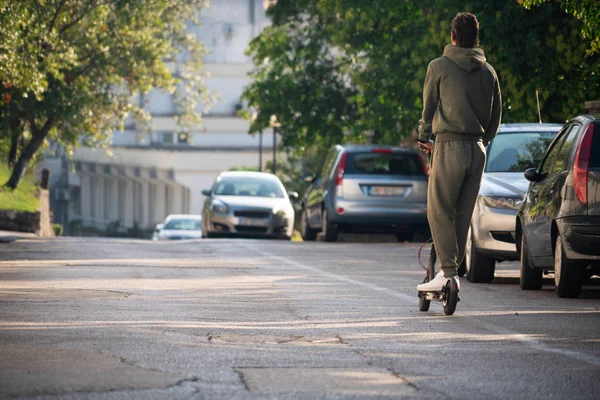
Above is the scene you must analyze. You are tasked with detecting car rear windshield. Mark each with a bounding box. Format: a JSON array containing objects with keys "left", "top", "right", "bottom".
[
  {"left": 214, "top": 177, "right": 284, "bottom": 198},
  {"left": 164, "top": 219, "right": 201, "bottom": 231},
  {"left": 486, "top": 131, "right": 558, "bottom": 172},
  {"left": 344, "top": 152, "right": 425, "bottom": 176},
  {"left": 590, "top": 123, "right": 600, "bottom": 169}
]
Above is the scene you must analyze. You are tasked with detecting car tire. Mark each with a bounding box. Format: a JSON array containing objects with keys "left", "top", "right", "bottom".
[
  {"left": 554, "top": 234, "right": 584, "bottom": 298},
  {"left": 520, "top": 233, "right": 543, "bottom": 290},
  {"left": 300, "top": 207, "right": 317, "bottom": 241},
  {"left": 396, "top": 232, "right": 412, "bottom": 243},
  {"left": 465, "top": 227, "right": 496, "bottom": 283},
  {"left": 457, "top": 259, "right": 467, "bottom": 278},
  {"left": 322, "top": 208, "right": 338, "bottom": 242}
]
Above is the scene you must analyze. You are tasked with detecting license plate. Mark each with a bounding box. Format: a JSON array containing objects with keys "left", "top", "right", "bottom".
[
  {"left": 238, "top": 217, "right": 267, "bottom": 227},
  {"left": 368, "top": 186, "right": 405, "bottom": 197}
]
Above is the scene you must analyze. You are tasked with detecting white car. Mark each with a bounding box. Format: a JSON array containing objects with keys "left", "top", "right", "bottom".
[
  {"left": 152, "top": 214, "right": 203, "bottom": 241},
  {"left": 462, "top": 123, "right": 562, "bottom": 282}
]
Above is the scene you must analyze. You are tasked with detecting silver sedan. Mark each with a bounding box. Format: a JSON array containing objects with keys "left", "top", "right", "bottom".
[
  {"left": 463, "top": 123, "right": 562, "bottom": 282},
  {"left": 201, "top": 171, "right": 296, "bottom": 240}
]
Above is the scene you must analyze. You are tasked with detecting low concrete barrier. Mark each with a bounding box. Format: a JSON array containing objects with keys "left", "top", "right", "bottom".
[{"left": 0, "top": 189, "right": 53, "bottom": 236}]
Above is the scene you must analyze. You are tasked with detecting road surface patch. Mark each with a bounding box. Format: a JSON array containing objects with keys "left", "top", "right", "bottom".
[
  {"left": 235, "top": 367, "right": 416, "bottom": 396},
  {"left": 0, "top": 345, "right": 184, "bottom": 398}
]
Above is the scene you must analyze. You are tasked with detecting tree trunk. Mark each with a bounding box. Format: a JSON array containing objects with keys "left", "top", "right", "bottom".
[
  {"left": 8, "top": 128, "right": 21, "bottom": 167},
  {"left": 4, "top": 133, "right": 46, "bottom": 190}
]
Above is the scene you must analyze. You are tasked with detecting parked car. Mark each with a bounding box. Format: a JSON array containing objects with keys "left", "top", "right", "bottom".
[
  {"left": 152, "top": 214, "right": 203, "bottom": 241},
  {"left": 201, "top": 171, "right": 296, "bottom": 240},
  {"left": 517, "top": 115, "right": 600, "bottom": 298},
  {"left": 464, "top": 123, "right": 563, "bottom": 282},
  {"left": 300, "top": 145, "right": 429, "bottom": 242}
]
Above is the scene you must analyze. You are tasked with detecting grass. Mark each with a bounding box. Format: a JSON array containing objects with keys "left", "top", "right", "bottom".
[{"left": 0, "top": 163, "right": 39, "bottom": 212}]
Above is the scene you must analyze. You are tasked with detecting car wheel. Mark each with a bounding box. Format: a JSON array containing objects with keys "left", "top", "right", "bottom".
[
  {"left": 554, "top": 234, "right": 584, "bottom": 298},
  {"left": 322, "top": 208, "right": 338, "bottom": 242},
  {"left": 520, "top": 233, "right": 543, "bottom": 290},
  {"left": 300, "top": 207, "right": 317, "bottom": 241},
  {"left": 465, "top": 227, "right": 496, "bottom": 283}
]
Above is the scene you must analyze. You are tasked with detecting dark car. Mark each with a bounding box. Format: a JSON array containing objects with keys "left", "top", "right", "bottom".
[
  {"left": 300, "top": 145, "right": 429, "bottom": 242},
  {"left": 516, "top": 115, "right": 600, "bottom": 298}
]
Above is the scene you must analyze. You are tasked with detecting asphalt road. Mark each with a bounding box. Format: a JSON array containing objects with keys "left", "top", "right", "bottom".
[{"left": 1, "top": 235, "right": 599, "bottom": 399}]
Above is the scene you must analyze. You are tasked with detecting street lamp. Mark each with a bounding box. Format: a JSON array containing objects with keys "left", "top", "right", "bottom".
[
  {"left": 251, "top": 110, "right": 262, "bottom": 172},
  {"left": 269, "top": 115, "right": 281, "bottom": 175}
]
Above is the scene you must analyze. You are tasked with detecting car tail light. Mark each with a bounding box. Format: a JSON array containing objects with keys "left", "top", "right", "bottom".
[
  {"left": 574, "top": 123, "right": 594, "bottom": 204},
  {"left": 372, "top": 148, "right": 393, "bottom": 153},
  {"left": 337, "top": 207, "right": 345, "bottom": 215},
  {"left": 335, "top": 153, "right": 347, "bottom": 186}
]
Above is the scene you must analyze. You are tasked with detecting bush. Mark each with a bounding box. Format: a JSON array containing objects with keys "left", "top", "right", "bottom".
[{"left": 52, "top": 223, "right": 63, "bottom": 236}]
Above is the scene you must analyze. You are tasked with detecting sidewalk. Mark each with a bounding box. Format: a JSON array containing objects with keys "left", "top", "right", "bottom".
[{"left": 0, "top": 230, "right": 36, "bottom": 243}]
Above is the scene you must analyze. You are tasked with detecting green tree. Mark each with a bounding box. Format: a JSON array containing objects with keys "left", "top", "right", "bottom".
[
  {"left": 520, "top": 0, "right": 600, "bottom": 54},
  {"left": 0, "top": 0, "right": 209, "bottom": 189},
  {"left": 242, "top": 0, "right": 600, "bottom": 153}
]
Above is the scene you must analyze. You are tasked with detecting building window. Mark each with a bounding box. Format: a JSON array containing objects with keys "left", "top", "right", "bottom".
[{"left": 162, "top": 132, "right": 175, "bottom": 145}]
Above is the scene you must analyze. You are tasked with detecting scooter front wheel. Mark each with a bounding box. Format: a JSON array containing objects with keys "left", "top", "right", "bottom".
[{"left": 443, "top": 277, "right": 460, "bottom": 315}]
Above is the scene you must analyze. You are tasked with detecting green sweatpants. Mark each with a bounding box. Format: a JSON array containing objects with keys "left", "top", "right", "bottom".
[{"left": 427, "top": 140, "right": 486, "bottom": 277}]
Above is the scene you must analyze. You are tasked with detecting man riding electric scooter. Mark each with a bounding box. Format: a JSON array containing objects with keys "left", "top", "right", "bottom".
[{"left": 416, "top": 12, "right": 502, "bottom": 294}]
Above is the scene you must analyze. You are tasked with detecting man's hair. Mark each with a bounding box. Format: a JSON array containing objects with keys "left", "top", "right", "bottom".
[{"left": 451, "top": 12, "right": 479, "bottom": 48}]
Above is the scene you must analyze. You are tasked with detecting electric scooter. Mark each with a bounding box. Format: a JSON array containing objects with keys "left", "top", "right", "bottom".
[{"left": 417, "top": 241, "right": 460, "bottom": 315}]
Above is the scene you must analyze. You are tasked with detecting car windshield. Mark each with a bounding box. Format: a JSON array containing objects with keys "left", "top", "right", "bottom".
[
  {"left": 345, "top": 152, "right": 425, "bottom": 176},
  {"left": 213, "top": 177, "right": 284, "bottom": 198},
  {"left": 486, "top": 131, "right": 558, "bottom": 172},
  {"left": 163, "top": 219, "right": 201, "bottom": 231}
]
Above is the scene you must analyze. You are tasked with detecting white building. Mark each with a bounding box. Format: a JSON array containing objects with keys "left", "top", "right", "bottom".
[{"left": 46, "top": 0, "right": 275, "bottom": 235}]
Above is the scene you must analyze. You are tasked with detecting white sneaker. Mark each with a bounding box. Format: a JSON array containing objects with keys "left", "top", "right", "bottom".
[{"left": 417, "top": 271, "right": 450, "bottom": 292}]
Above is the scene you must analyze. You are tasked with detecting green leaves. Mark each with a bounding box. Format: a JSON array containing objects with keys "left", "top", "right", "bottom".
[
  {"left": 243, "top": 0, "right": 600, "bottom": 155},
  {"left": 0, "top": 0, "right": 210, "bottom": 188},
  {"left": 520, "top": 0, "right": 600, "bottom": 54}
]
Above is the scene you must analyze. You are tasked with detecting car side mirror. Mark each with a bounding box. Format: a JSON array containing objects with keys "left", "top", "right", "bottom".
[
  {"left": 524, "top": 168, "right": 542, "bottom": 183},
  {"left": 288, "top": 191, "right": 299, "bottom": 200},
  {"left": 155, "top": 223, "right": 164, "bottom": 232},
  {"left": 202, "top": 189, "right": 212, "bottom": 196}
]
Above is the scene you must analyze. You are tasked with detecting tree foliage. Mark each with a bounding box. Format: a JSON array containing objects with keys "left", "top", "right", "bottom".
[
  {"left": 520, "top": 0, "right": 600, "bottom": 54},
  {"left": 0, "top": 0, "right": 209, "bottom": 189},
  {"left": 242, "top": 0, "right": 600, "bottom": 156}
]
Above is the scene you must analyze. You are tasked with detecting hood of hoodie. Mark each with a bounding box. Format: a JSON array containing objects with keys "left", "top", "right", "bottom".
[{"left": 443, "top": 45, "right": 486, "bottom": 72}]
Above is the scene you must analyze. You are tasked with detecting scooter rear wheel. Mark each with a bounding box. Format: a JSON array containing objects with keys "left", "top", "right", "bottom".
[
  {"left": 443, "top": 277, "right": 459, "bottom": 315},
  {"left": 418, "top": 291, "right": 430, "bottom": 312}
]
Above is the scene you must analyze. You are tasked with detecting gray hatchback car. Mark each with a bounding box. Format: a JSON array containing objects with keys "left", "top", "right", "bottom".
[
  {"left": 517, "top": 115, "right": 600, "bottom": 298},
  {"left": 300, "top": 145, "right": 429, "bottom": 242}
]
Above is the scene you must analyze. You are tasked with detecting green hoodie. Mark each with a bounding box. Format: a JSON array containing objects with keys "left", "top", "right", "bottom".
[{"left": 418, "top": 45, "right": 501, "bottom": 146}]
